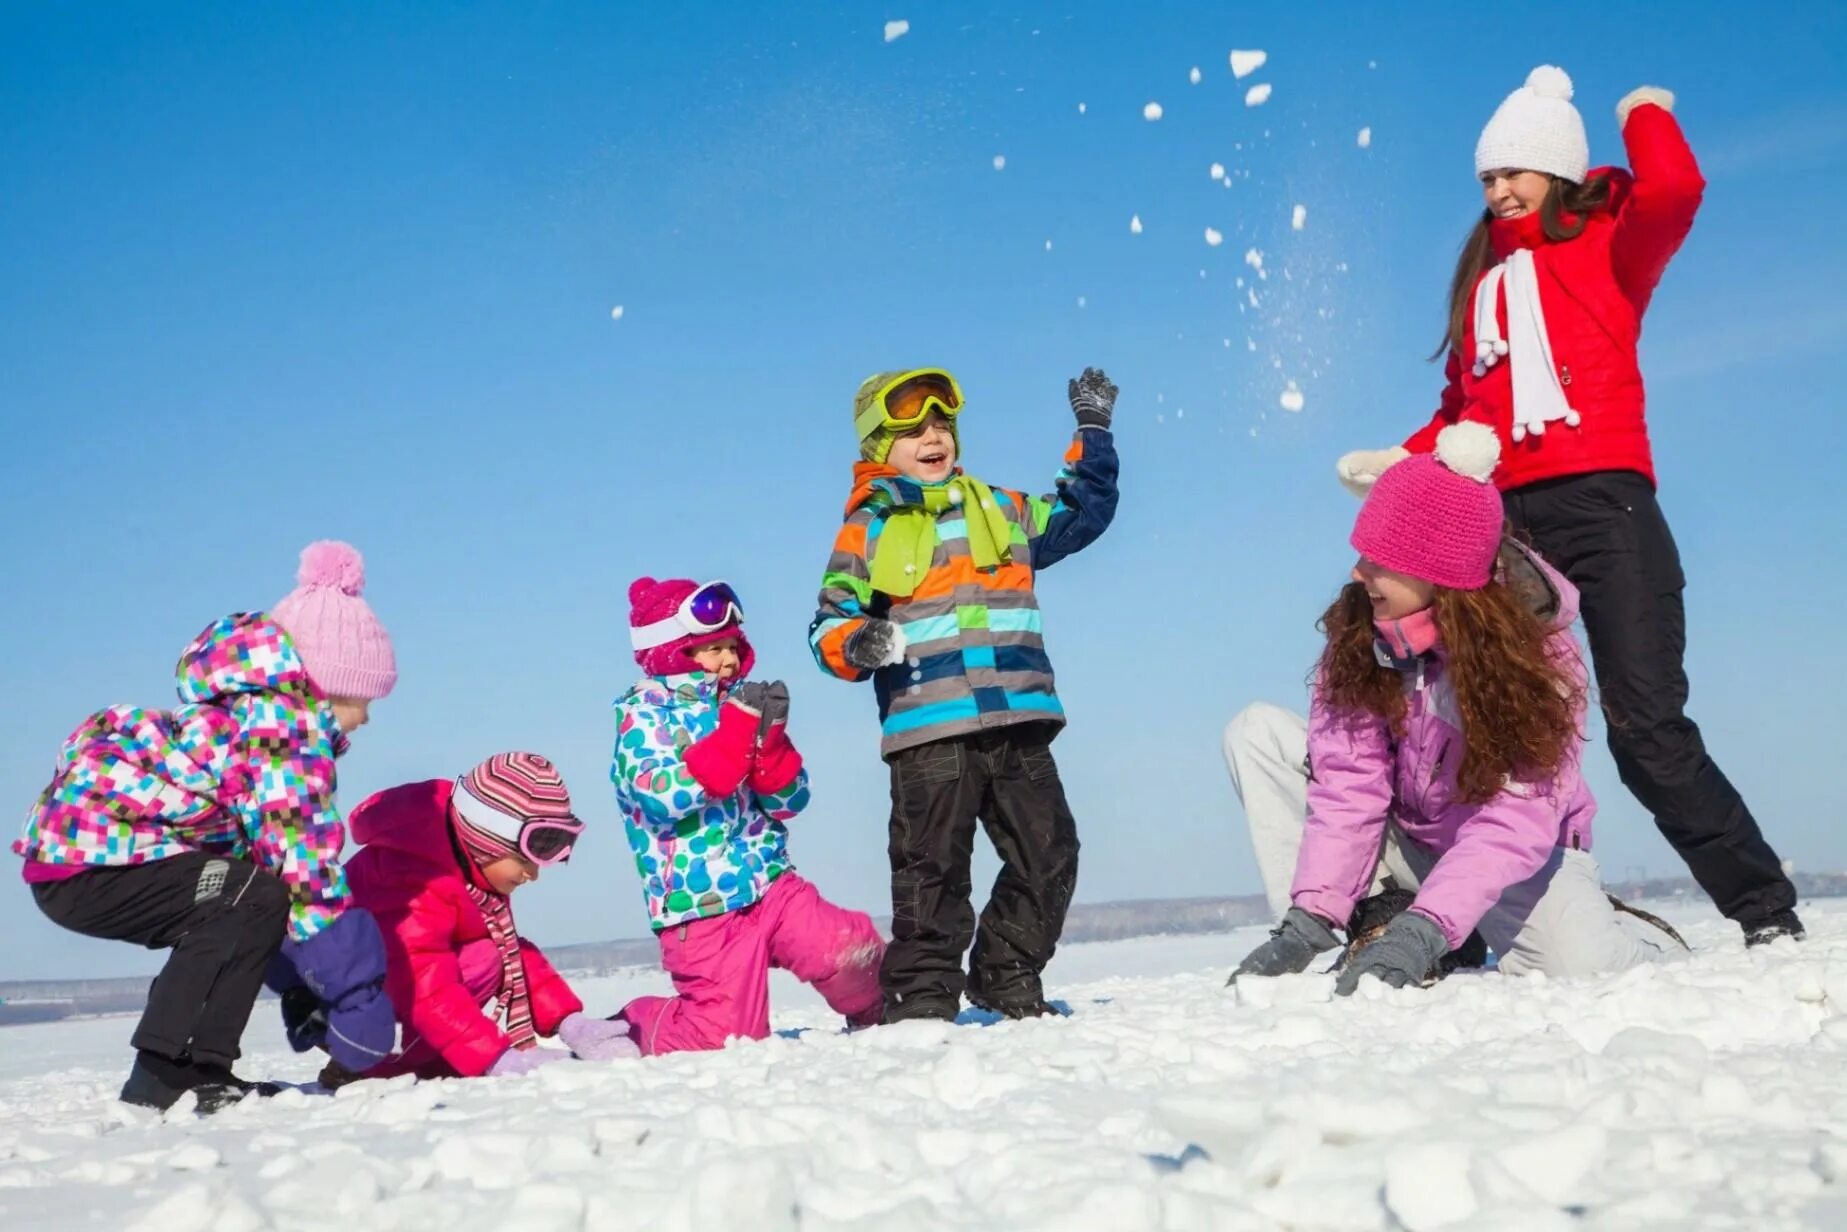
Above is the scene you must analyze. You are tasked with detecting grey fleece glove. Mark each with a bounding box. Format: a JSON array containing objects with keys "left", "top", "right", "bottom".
[
  {"left": 1229, "top": 907, "right": 1340, "bottom": 983},
  {"left": 1334, "top": 910, "right": 1450, "bottom": 996},
  {"left": 843, "top": 618, "right": 905, "bottom": 672},
  {"left": 1067, "top": 367, "right": 1118, "bottom": 431}
]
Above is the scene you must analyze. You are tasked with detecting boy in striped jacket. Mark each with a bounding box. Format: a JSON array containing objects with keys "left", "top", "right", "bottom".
[{"left": 809, "top": 368, "right": 1120, "bottom": 1022}]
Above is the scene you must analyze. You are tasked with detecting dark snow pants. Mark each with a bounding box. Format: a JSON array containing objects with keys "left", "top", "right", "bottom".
[
  {"left": 880, "top": 725, "right": 1080, "bottom": 1021},
  {"left": 1504, "top": 469, "right": 1797, "bottom": 929},
  {"left": 33, "top": 853, "right": 291, "bottom": 1066}
]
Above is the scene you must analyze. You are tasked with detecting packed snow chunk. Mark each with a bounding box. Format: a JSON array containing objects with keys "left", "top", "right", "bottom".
[
  {"left": 1189, "top": 66, "right": 1202, "bottom": 85},
  {"left": 1204, "top": 227, "right": 1224, "bottom": 247},
  {"left": 991, "top": 154, "right": 1006, "bottom": 171},
  {"left": 1291, "top": 204, "right": 1307, "bottom": 230},
  {"left": 1244, "top": 247, "right": 1265, "bottom": 274},
  {"left": 1210, "top": 162, "right": 1226, "bottom": 181},
  {"left": 609, "top": 305, "right": 624, "bottom": 321},
  {"left": 1077, "top": 101, "right": 1086, "bottom": 114},
  {"left": 1129, "top": 214, "right": 1143, "bottom": 234},
  {"left": 1358, "top": 125, "right": 1374, "bottom": 148},
  {"left": 1385, "top": 1142, "right": 1479, "bottom": 1230},
  {"left": 1143, "top": 101, "right": 1164, "bottom": 121},
  {"left": 1244, "top": 83, "right": 1272, "bottom": 107},
  {"left": 1280, "top": 382, "right": 1305, "bottom": 413},
  {"left": 883, "top": 19, "right": 910, "bottom": 43},
  {"left": 1229, "top": 49, "right": 1267, "bottom": 79}
]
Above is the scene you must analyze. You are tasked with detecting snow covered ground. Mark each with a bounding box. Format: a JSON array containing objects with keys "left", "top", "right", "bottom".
[{"left": 5, "top": 900, "right": 1847, "bottom": 1231}]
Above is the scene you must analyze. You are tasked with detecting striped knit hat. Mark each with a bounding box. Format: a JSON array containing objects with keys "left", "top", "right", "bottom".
[{"left": 451, "top": 753, "right": 578, "bottom": 864}]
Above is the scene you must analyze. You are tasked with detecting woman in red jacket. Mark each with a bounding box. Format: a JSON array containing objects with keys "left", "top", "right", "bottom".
[
  {"left": 339, "top": 752, "right": 637, "bottom": 1082},
  {"left": 1335, "top": 66, "right": 1801, "bottom": 945}
]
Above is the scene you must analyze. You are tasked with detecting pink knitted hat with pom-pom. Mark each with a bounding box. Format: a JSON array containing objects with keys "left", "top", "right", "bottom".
[
  {"left": 272, "top": 541, "right": 397, "bottom": 700},
  {"left": 628, "top": 576, "right": 755, "bottom": 679},
  {"left": 1351, "top": 423, "right": 1506, "bottom": 591}
]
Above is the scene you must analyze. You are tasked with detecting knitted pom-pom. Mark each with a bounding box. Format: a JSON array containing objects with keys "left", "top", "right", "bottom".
[
  {"left": 1525, "top": 65, "right": 1574, "bottom": 102},
  {"left": 296, "top": 540, "right": 366, "bottom": 596},
  {"left": 629, "top": 577, "right": 658, "bottom": 604},
  {"left": 1434, "top": 421, "right": 1502, "bottom": 483}
]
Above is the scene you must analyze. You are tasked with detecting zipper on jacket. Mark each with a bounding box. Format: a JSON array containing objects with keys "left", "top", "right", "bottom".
[{"left": 1559, "top": 363, "right": 1572, "bottom": 387}]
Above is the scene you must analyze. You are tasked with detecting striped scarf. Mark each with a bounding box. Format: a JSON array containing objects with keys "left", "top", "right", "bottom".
[{"left": 454, "top": 828, "right": 537, "bottom": 1049}]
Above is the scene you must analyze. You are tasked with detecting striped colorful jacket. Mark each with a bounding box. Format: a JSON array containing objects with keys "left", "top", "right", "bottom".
[
  {"left": 14, "top": 613, "right": 353, "bottom": 941},
  {"left": 809, "top": 427, "right": 1119, "bottom": 756}
]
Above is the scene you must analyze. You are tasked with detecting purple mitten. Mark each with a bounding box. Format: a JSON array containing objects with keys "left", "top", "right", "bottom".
[
  {"left": 264, "top": 907, "right": 395, "bottom": 1073},
  {"left": 556, "top": 1013, "right": 641, "bottom": 1061},
  {"left": 487, "top": 1046, "right": 572, "bottom": 1078}
]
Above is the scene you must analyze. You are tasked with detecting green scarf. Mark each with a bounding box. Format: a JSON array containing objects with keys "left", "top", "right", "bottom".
[{"left": 869, "top": 475, "right": 1014, "bottom": 599}]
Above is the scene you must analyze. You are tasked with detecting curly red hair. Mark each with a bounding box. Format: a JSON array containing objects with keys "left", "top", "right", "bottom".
[{"left": 1315, "top": 556, "right": 1585, "bottom": 804}]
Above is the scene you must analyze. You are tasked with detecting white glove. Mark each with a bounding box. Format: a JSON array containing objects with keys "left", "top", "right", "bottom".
[
  {"left": 1335, "top": 446, "right": 1410, "bottom": 499},
  {"left": 1616, "top": 86, "right": 1676, "bottom": 127}
]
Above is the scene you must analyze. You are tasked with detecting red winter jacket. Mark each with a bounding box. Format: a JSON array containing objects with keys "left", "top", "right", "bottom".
[
  {"left": 1404, "top": 103, "right": 1704, "bottom": 490},
  {"left": 344, "top": 779, "right": 583, "bottom": 1079}
]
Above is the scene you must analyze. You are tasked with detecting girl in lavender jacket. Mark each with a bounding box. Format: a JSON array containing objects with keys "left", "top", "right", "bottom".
[{"left": 1225, "top": 424, "right": 1680, "bottom": 993}]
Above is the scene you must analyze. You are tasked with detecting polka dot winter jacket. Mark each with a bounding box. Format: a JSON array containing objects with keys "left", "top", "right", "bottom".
[{"left": 610, "top": 673, "right": 807, "bottom": 932}]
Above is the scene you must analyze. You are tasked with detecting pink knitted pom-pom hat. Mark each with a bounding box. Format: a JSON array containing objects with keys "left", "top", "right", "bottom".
[
  {"left": 272, "top": 540, "right": 397, "bottom": 700},
  {"left": 1351, "top": 423, "right": 1506, "bottom": 591}
]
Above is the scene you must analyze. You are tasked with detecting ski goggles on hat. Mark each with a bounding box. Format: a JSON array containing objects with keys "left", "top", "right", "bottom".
[
  {"left": 854, "top": 369, "right": 964, "bottom": 442},
  {"left": 451, "top": 778, "right": 586, "bottom": 866},
  {"left": 629, "top": 580, "right": 746, "bottom": 652}
]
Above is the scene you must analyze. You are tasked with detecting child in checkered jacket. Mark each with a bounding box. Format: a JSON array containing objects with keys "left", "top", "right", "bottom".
[{"left": 14, "top": 541, "right": 398, "bottom": 1114}]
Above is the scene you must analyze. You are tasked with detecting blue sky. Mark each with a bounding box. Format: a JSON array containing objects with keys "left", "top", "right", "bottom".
[{"left": 3, "top": 3, "right": 1844, "bottom": 980}]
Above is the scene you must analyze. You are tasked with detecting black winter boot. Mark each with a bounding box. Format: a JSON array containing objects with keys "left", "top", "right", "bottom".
[
  {"left": 1744, "top": 909, "right": 1806, "bottom": 947},
  {"left": 120, "top": 1050, "right": 278, "bottom": 1114}
]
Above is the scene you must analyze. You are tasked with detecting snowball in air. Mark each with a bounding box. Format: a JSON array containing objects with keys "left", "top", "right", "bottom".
[
  {"left": 1210, "top": 162, "right": 1225, "bottom": 181},
  {"left": 1204, "top": 227, "right": 1224, "bottom": 247},
  {"left": 992, "top": 154, "right": 1006, "bottom": 170},
  {"left": 610, "top": 306, "right": 625, "bottom": 321},
  {"left": 883, "top": 20, "right": 910, "bottom": 43},
  {"left": 1130, "top": 214, "right": 1143, "bottom": 234},
  {"left": 1229, "top": 49, "right": 1267, "bottom": 78},
  {"left": 1143, "top": 102, "right": 1163, "bottom": 121},
  {"left": 1189, "top": 67, "right": 1202, "bottom": 85},
  {"left": 1244, "top": 83, "right": 1272, "bottom": 107},
  {"left": 1291, "top": 204, "right": 1306, "bottom": 231},
  {"left": 1280, "top": 384, "right": 1305, "bottom": 413},
  {"left": 1357, "top": 126, "right": 1373, "bottom": 148}
]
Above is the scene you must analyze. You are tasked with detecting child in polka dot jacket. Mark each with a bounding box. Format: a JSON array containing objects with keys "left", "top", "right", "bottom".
[{"left": 608, "top": 576, "right": 884, "bottom": 1056}]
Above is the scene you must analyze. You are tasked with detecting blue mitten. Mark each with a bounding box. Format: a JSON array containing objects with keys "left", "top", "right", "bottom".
[{"left": 264, "top": 907, "right": 395, "bottom": 1072}]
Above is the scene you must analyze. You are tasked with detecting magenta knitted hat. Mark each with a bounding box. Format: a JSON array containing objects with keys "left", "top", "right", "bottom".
[
  {"left": 1351, "top": 423, "right": 1505, "bottom": 590},
  {"left": 628, "top": 576, "right": 756, "bottom": 679},
  {"left": 272, "top": 541, "right": 398, "bottom": 701}
]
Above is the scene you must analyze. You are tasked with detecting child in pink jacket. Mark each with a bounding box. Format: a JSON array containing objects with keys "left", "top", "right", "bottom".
[
  {"left": 339, "top": 752, "right": 637, "bottom": 1082},
  {"left": 1226, "top": 424, "right": 1681, "bottom": 992}
]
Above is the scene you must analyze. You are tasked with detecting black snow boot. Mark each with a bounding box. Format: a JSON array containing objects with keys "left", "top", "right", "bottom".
[
  {"left": 120, "top": 1050, "right": 279, "bottom": 1115},
  {"left": 1744, "top": 909, "right": 1806, "bottom": 947}
]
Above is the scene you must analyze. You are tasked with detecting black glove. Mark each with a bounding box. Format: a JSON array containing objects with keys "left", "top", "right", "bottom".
[
  {"left": 843, "top": 619, "right": 904, "bottom": 671},
  {"left": 1067, "top": 367, "right": 1118, "bottom": 431},
  {"left": 1334, "top": 910, "right": 1449, "bottom": 996},
  {"left": 1229, "top": 907, "right": 1339, "bottom": 984}
]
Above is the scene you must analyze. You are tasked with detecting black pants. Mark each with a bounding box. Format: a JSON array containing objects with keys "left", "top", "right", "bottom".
[
  {"left": 1504, "top": 470, "right": 1796, "bottom": 927},
  {"left": 33, "top": 853, "right": 291, "bottom": 1066},
  {"left": 880, "top": 725, "right": 1080, "bottom": 1018}
]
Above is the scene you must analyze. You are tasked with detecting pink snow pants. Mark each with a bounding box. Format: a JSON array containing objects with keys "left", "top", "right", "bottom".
[{"left": 619, "top": 873, "right": 884, "bottom": 1056}]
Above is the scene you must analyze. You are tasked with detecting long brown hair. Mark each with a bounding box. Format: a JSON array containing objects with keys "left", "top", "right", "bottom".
[
  {"left": 1314, "top": 562, "right": 1585, "bottom": 804},
  {"left": 1435, "top": 174, "right": 1613, "bottom": 358}
]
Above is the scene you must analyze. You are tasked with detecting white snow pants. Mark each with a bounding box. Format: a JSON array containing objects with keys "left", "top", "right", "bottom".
[{"left": 1223, "top": 702, "right": 1676, "bottom": 979}]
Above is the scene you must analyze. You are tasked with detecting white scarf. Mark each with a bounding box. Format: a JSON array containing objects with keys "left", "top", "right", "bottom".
[{"left": 1471, "top": 248, "right": 1580, "bottom": 443}]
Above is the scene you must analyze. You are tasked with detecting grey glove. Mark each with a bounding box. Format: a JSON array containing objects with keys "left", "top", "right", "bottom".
[
  {"left": 1229, "top": 907, "right": 1339, "bottom": 984},
  {"left": 728, "top": 680, "right": 771, "bottom": 716},
  {"left": 1334, "top": 910, "right": 1449, "bottom": 996},
  {"left": 843, "top": 619, "right": 905, "bottom": 671},
  {"left": 757, "top": 680, "right": 790, "bottom": 733},
  {"left": 1067, "top": 367, "right": 1118, "bottom": 431}
]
